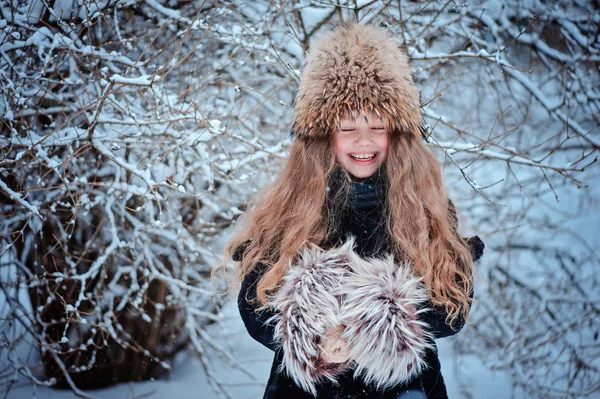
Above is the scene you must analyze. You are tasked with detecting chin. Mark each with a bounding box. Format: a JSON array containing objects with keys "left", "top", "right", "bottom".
[{"left": 347, "top": 167, "right": 378, "bottom": 179}]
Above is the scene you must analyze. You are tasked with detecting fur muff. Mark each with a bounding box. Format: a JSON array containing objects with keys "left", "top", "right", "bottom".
[
  {"left": 292, "top": 22, "right": 421, "bottom": 140},
  {"left": 270, "top": 239, "right": 432, "bottom": 396},
  {"left": 340, "top": 251, "right": 434, "bottom": 390},
  {"left": 268, "top": 240, "right": 354, "bottom": 396}
]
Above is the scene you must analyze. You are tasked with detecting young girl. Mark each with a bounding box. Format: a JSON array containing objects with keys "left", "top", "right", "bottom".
[{"left": 226, "top": 22, "right": 484, "bottom": 399}]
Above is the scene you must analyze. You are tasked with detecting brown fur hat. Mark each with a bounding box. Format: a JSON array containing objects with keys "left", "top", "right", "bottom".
[{"left": 291, "top": 22, "right": 421, "bottom": 140}]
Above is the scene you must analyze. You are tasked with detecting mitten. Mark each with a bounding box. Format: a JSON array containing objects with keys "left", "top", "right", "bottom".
[{"left": 467, "top": 235, "right": 484, "bottom": 262}]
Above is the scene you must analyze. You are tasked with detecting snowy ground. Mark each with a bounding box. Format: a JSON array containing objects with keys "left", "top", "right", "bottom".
[{"left": 6, "top": 299, "right": 511, "bottom": 399}]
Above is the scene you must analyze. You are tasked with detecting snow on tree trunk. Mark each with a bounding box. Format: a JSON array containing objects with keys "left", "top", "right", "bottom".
[{"left": 1, "top": 1, "right": 598, "bottom": 398}]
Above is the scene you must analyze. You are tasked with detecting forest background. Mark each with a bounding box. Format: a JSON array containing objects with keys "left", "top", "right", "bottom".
[{"left": 1, "top": 0, "right": 599, "bottom": 398}]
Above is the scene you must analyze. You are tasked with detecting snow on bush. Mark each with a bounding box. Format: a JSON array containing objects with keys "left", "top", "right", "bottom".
[
  {"left": 0, "top": 1, "right": 291, "bottom": 396},
  {"left": 0, "top": 1, "right": 598, "bottom": 398}
]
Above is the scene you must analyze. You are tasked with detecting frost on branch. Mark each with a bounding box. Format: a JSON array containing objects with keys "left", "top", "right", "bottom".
[
  {"left": 393, "top": 2, "right": 599, "bottom": 398},
  {"left": 0, "top": 0, "right": 290, "bottom": 396},
  {"left": 1, "top": 1, "right": 599, "bottom": 398}
]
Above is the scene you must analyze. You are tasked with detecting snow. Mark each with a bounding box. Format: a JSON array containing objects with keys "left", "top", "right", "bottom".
[
  {"left": 145, "top": 0, "right": 182, "bottom": 20},
  {"left": 1, "top": 0, "right": 598, "bottom": 398},
  {"left": 4, "top": 299, "right": 512, "bottom": 399},
  {"left": 0, "top": 178, "right": 41, "bottom": 217},
  {"left": 109, "top": 74, "right": 161, "bottom": 86}
]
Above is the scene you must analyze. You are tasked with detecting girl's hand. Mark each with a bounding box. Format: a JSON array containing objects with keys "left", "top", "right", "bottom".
[{"left": 321, "top": 325, "right": 350, "bottom": 364}]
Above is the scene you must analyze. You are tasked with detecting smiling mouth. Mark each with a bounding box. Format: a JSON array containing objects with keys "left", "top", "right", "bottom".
[{"left": 349, "top": 153, "right": 377, "bottom": 161}]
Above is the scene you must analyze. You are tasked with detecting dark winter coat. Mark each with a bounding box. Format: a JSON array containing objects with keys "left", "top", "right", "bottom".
[{"left": 235, "top": 185, "right": 484, "bottom": 399}]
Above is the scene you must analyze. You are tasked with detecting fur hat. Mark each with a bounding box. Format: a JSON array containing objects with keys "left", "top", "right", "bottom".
[{"left": 291, "top": 22, "right": 421, "bottom": 140}]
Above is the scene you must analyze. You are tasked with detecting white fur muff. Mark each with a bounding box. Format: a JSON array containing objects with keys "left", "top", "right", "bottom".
[{"left": 269, "top": 238, "right": 433, "bottom": 396}]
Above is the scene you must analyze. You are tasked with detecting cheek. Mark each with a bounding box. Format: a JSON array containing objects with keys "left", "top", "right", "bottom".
[
  {"left": 379, "top": 137, "right": 390, "bottom": 159},
  {"left": 333, "top": 137, "right": 347, "bottom": 161}
]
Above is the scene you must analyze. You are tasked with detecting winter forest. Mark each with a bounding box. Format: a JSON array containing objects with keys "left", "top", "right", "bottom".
[{"left": 0, "top": 0, "right": 598, "bottom": 398}]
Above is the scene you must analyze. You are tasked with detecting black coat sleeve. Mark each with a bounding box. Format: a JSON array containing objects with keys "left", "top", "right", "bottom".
[
  {"left": 234, "top": 245, "right": 279, "bottom": 352},
  {"left": 419, "top": 235, "right": 484, "bottom": 339}
]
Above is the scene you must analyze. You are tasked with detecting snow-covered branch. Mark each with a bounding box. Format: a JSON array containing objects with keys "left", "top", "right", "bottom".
[{"left": 1, "top": 1, "right": 598, "bottom": 398}]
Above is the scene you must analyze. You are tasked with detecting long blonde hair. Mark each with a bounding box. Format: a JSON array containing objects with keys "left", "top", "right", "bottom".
[{"left": 224, "top": 133, "right": 474, "bottom": 326}]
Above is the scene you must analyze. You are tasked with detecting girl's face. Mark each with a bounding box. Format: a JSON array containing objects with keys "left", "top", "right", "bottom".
[{"left": 333, "top": 110, "right": 389, "bottom": 179}]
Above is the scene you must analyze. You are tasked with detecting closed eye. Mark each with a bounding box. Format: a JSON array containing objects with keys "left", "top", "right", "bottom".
[{"left": 371, "top": 127, "right": 385, "bottom": 130}]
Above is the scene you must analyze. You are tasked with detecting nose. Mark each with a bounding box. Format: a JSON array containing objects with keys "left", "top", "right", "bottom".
[{"left": 354, "top": 127, "right": 372, "bottom": 146}]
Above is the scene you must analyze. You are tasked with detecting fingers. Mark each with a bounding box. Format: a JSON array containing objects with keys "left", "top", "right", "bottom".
[{"left": 321, "top": 336, "right": 350, "bottom": 364}]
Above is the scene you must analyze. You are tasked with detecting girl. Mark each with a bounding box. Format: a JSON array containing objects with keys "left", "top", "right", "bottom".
[{"left": 225, "top": 22, "right": 484, "bottom": 399}]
